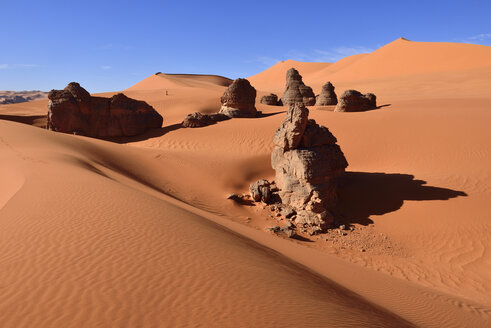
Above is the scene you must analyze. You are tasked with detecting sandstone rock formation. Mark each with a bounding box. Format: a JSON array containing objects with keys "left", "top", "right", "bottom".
[
  {"left": 271, "top": 103, "right": 348, "bottom": 231},
  {"left": 219, "top": 78, "right": 258, "bottom": 118},
  {"left": 334, "top": 90, "right": 377, "bottom": 112},
  {"left": 315, "top": 82, "right": 338, "bottom": 106},
  {"left": 182, "top": 112, "right": 229, "bottom": 128},
  {"left": 47, "top": 82, "right": 163, "bottom": 138},
  {"left": 260, "top": 93, "right": 281, "bottom": 106},
  {"left": 281, "top": 68, "right": 316, "bottom": 106}
]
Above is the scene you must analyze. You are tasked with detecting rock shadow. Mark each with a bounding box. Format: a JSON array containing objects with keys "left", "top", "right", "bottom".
[
  {"left": 357, "top": 103, "right": 391, "bottom": 112},
  {"left": 108, "top": 111, "right": 286, "bottom": 143},
  {"left": 107, "top": 123, "right": 183, "bottom": 143},
  {"left": 333, "top": 171, "right": 467, "bottom": 226},
  {"left": 0, "top": 114, "right": 47, "bottom": 127},
  {"left": 257, "top": 110, "right": 286, "bottom": 118}
]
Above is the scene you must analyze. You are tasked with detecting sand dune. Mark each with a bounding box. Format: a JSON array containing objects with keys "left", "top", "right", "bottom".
[
  {"left": 249, "top": 38, "right": 491, "bottom": 101},
  {"left": 127, "top": 72, "right": 232, "bottom": 91},
  {"left": 1, "top": 39, "right": 490, "bottom": 327}
]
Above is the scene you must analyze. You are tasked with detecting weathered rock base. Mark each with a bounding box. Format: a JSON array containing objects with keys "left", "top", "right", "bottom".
[{"left": 248, "top": 102, "right": 348, "bottom": 234}]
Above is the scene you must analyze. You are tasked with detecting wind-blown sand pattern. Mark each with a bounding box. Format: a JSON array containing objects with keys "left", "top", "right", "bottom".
[{"left": 1, "top": 39, "right": 490, "bottom": 327}]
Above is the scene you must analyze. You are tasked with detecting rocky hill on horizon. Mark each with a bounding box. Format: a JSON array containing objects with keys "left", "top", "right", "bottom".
[{"left": 0, "top": 90, "right": 48, "bottom": 104}]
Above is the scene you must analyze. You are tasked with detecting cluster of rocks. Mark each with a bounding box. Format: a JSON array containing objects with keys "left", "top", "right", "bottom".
[
  {"left": 183, "top": 78, "right": 259, "bottom": 128},
  {"left": 47, "top": 82, "right": 163, "bottom": 138},
  {"left": 281, "top": 68, "right": 316, "bottom": 106},
  {"left": 315, "top": 82, "right": 337, "bottom": 106},
  {"left": 275, "top": 67, "right": 378, "bottom": 112},
  {"left": 335, "top": 90, "right": 377, "bottom": 112},
  {"left": 247, "top": 102, "right": 348, "bottom": 234},
  {"left": 260, "top": 93, "right": 282, "bottom": 106}
]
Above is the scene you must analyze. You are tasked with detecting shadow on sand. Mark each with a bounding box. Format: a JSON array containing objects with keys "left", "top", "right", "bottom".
[
  {"left": 107, "top": 123, "right": 183, "bottom": 143},
  {"left": 0, "top": 114, "right": 47, "bottom": 127},
  {"left": 108, "top": 111, "right": 286, "bottom": 143},
  {"left": 333, "top": 171, "right": 467, "bottom": 226}
]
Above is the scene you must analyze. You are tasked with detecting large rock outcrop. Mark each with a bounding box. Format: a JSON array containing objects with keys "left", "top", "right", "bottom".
[
  {"left": 315, "top": 82, "right": 338, "bottom": 106},
  {"left": 47, "top": 82, "right": 163, "bottom": 137},
  {"left": 271, "top": 103, "right": 348, "bottom": 230},
  {"left": 334, "top": 90, "right": 377, "bottom": 112},
  {"left": 260, "top": 93, "right": 281, "bottom": 106},
  {"left": 281, "top": 68, "right": 316, "bottom": 106},
  {"left": 219, "top": 78, "right": 258, "bottom": 118}
]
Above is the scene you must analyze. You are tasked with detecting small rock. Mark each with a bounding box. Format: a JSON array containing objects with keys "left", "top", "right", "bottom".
[
  {"left": 339, "top": 224, "right": 346, "bottom": 230},
  {"left": 260, "top": 93, "right": 280, "bottom": 106},
  {"left": 280, "top": 206, "right": 296, "bottom": 218},
  {"left": 280, "top": 226, "right": 296, "bottom": 238},
  {"left": 249, "top": 179, "right": 271, "bottom": 203},
  {"left": 284, "top": 220, "right": 295, "bottom": 229},
  {"left": 227, "top": 194, "right": 245, "bottom": 203},
  {"left": 308, "top": 226, "right": 322, "bottom": 236},
  {"left": 335, "top": 89, "right": 377, "bottom": 112}
]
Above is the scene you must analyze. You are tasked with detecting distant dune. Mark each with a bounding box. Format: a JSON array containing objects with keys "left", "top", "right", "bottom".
[
  {"left": 126, "top": 73, "right": 233, "bottom": 91},
  {"left": 249, "top": 38, "right": 491, "bottom": 100},
  {"left": 0, "top": 39, "right": 490, "bottom": 327}
]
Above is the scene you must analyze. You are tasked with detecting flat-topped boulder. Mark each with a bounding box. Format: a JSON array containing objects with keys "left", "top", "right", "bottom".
[
  {"left": 260, "top": 93, "right": 281, "bottom": 106},
  {"left": 315, "top": 82, "right": 338, "bottom": 106},
  {"left": 334, "top": 89, "right": 377, "bottom": 112},
  {"left": 281, "top": 68, "right": 316, "bottom": 106},
  {"left": 219, "top": 78, "right": 258, "bottom": 118},
  {"left": 182, "top": 112, "right": 229, "bottom": 128},
  {"left": 47, "top": 82, "right": 163, "bottom": 137}
]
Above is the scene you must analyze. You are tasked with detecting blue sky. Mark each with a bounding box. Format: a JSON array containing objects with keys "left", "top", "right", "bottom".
[{"left": 1, "top": 0, "right": 490, "bottom": 92}]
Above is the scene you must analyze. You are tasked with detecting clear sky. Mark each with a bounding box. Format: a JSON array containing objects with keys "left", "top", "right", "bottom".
[{"left": 1, "top": 0, "right": 490, "bottom": 92}]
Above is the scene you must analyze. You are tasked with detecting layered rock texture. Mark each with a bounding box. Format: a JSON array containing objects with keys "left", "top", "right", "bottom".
[
  {"left": 281, "top": 68, "right": 316, "bottom": 106},
  {"left": 47, "top": 83, "right": 163, "bottom": 138},
  {"left": 182, "top": 112, "right": 229, "bottom": 128},
  {"left": 334, "top": 89, "right": 377, "bottom": 112},
  {"left": 271, "top": 103, "right": 348, "bottom": 230},
  {"left": 260, "top": 93, "right": 281, "bottom": 106},
  {"left": 219, "top": 78, "right": 258, "bottom": 118},
  {"left": 315, "top": 82, "right": 338, "bottom": 106}
]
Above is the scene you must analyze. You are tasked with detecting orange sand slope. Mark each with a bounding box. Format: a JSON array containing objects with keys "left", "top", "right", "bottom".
[{"left": 1, "top": 39, "right": 491, "bottom": 327}]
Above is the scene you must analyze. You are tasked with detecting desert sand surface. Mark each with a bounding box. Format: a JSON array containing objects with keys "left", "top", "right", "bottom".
[{"left": 1, "top": 39, "right": 490, "bottom": 327}]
